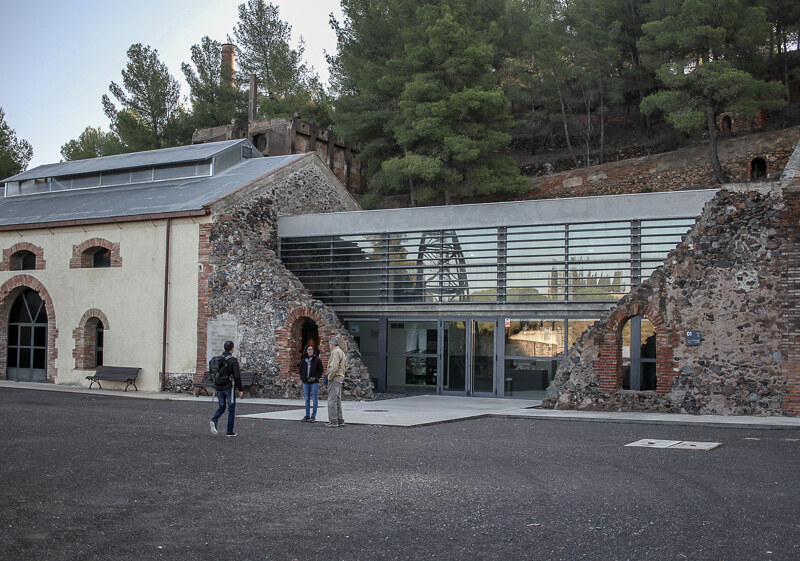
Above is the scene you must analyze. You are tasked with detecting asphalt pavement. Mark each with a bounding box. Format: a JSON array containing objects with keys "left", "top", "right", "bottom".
[{"left": 1, "top": 387, "right": 798, "bottom": 561}]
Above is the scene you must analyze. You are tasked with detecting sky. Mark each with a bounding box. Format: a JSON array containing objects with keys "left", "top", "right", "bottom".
[{"left": 0, "top": 0, "right": 343, "bottom": 169}]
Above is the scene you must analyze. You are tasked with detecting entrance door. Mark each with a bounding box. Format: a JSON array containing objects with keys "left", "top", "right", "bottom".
[
  {"left": 471, "top": 321, "right": 495, "bottom": 395},
  {"left": 7, "top": 289, "right": 47, "bottom": 382},
  {"left": 440, "top": 319, "right": 496, "bottom": 395},
  {"left": 442, "top": 320, "right": 467, "bottom": 393}
]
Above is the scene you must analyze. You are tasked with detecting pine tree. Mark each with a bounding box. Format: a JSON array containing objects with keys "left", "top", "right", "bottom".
[
  {"left": 0, "top": 107, "right": 33, "bottom": 179},
  {"left": 102, "top": 43, "right": 187, "bottom": 151},
  {"left": 638, "top": 0, "right": 785, "bottom": 183}
]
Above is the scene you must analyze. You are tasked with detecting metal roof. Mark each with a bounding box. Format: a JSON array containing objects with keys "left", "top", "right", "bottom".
[
  {"left": 0, "top": 153, "right": 305, "bottom": 228},
  {"left": 3, "top": 139, "right": 257, "bottom": 182},
  {"left": 279, "top": 189, "right": 718, "bottom": 237}
]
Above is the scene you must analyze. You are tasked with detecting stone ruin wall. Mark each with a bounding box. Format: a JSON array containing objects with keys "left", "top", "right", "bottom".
[
  {"left": 201, "top": 160, "right": 374, "bottom": 399},
  {"left": 527, "top": 126, "right": 800, "bottom": 201},
  {"left": 541, "top": 179, "right": 795, "bottom": 416}
]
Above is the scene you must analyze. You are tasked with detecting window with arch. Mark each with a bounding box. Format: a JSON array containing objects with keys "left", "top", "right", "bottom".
[
  {"left": 621, "top": 315, "right": 656, "bottom": 391},
  {"left": 74, "top": 315, "right": 106, "bottom": 369},
  {"left": 71, "top": 239, "right": 120, "bottom": 269},
  {"left": 10, "top": 250, "right": 36, "bottom": 270},
  {"left": 83, "top": 246, "right": 111, "bottom": 268}
]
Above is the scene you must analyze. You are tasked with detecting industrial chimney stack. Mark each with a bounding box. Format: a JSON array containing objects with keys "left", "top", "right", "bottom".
[{"left": 221, "top": 43, "right": 235, "bottom": 88}]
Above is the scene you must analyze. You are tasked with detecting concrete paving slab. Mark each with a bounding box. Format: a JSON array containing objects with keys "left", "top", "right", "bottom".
[{"left": 238, "top": 394, "right": 541, "bottom": 427}]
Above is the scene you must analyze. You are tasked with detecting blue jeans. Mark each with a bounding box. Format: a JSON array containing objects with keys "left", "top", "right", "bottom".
[
  {"left": 212, "top": 389, "right": 236, "bottom": 434},
  {"left": 303, "top": 382, "right": 319, "bottom": 418}
]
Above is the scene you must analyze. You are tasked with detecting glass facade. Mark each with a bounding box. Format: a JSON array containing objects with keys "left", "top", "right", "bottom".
[
  {"left": 281, "top": 218, "right": 693, "bottom": 305},
  {"left": 280, "top": 209, "right": 696, "bottom": 398}
]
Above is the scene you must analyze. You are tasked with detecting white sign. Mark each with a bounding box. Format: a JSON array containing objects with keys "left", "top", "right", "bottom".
[{"left": 206, "top": 319, "right": 238, "bottom": 363}]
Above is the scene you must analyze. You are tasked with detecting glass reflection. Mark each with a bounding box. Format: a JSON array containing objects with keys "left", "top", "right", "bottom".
[
  {"left": 504, "top": 359, "right": 558, "bottom": 397},
  {"left": 505, "top": 319, "right": 564, "bottom": 358},
  {"left": 386, "top": 320, "right": 438, "bottom": 392}
]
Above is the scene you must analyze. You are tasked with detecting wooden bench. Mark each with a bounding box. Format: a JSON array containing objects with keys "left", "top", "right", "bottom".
[
  {"left": 86, "top": 366, "right": 140, "bottom": 391},
  {"left": 194, "top": 371, "right": 257, "bottom": 396}
]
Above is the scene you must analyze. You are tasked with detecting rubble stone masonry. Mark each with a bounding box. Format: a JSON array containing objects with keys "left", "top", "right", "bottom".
[{"left": 201, "top": 157, "right": 374, "bottom": 399}]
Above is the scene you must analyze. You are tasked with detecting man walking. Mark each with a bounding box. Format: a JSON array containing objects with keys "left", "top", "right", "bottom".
[
  {"left": 324, "top": 337, "right": 347, "bottom": 427},
  {"left": 210, "top": 340, "right": 243, "bottom": 437}
]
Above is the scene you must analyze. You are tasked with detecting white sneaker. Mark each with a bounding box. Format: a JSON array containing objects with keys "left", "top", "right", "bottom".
[{"left": 210, "top": 421, "right": 218, "bottom": 435}]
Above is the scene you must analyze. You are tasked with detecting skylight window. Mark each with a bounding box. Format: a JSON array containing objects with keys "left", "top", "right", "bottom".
[{"left": 3, "top": 159, "right": 213, "bottom": 198}]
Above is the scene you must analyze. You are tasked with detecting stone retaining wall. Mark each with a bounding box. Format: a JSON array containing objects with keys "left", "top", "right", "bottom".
[{"left": 527, "top": 127, "right": 800, "bottom": 200}]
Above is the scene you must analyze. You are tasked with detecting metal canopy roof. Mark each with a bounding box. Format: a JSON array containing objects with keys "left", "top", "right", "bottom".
[
  {"left": 0, "top": 153, "right": 304, "bottom": 228},
  {"left": 3, "top": 139, "right": 258, "bottom": 182}
]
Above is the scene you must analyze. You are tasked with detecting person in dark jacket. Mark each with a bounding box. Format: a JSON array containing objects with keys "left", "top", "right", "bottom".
[
  {"left": 210, "top": 340, "right": 243, "bottom": 437},
  {"left": 299, "top": 344, "right": 324, "bottom": 422}
]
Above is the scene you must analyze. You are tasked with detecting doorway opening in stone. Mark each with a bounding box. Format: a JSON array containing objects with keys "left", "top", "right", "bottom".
[
  {"left": 750, "top": 157, "right": 767, "bottom": 180},
  {"left": 621, "top": 315, "right": 656, "bottom": 391},
  {"left": 720, "top": 115, "right": 732, "bottom": 134},
  {"left": 300, "top": 318, "right": 320, "bottom": 357}
]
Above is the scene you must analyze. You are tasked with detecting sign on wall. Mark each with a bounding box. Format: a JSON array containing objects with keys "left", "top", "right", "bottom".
[
  {"left": 686, "top": 330, "right": 702, "bottom": 346},
  {"left": 207, "top": 319, "right": 239, "bottom": 363}
]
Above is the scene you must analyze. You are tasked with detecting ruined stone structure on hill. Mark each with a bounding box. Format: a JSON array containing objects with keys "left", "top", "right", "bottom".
[
  {"left": 191, "top": 44, "right": 362, "bottom": 194},
  {"left": 192, "top": 117, "right": 363, "bottom": 194}
]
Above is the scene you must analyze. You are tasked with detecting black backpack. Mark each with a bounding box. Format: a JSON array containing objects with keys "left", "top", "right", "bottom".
[{"left": 209, "top": 355, "right": 232, "bottom": 386}]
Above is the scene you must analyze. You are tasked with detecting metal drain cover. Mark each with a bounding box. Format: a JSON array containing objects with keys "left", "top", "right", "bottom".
[
  {"left": 625, "top": 439, "right": 721, "bottom": 450},
  {"left": 625, "top": 439, "right": 682, "bottom": 448},
  {"left": 364, "top": 409, "right": 388, "bottom": 413}
]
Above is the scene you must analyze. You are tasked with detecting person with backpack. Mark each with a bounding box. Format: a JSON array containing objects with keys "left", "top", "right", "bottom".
[
  {"left": 298, "top": 344, "right": 323, "bottom": 422},
  {"left": 209, "top": 340, "right": 243, "bottom": 437}
]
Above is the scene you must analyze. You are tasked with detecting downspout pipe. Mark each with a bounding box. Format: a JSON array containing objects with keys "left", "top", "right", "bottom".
[{"left": 160, "top": 218, "right": 172, "bottom": 392}]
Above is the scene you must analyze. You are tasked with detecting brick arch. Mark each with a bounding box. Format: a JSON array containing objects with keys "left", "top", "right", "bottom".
[
  {"left": 1, "top": 241, "right": 46, "bottom": 271},
  {"left": 595, "top": 301, "right": 677, "bottom": 394},
  {"left": 70, "top": 237, "right": 122, "bottom": 268},
  {"left": 72, "top": 309, "right": 110, "bottom": 369},
  {"left": 0, "top": 275, "right": 58, "bottom": 382},
  {"left": 274, "top": 306, "right": 340, "bottom": 380}
]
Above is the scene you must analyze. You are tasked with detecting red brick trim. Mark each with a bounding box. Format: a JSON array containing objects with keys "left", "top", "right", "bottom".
[
  {"left": 780, "top": 182, "right": 800, "bottom": 415},
  {"left": 195, "top": 224, "right": 212, "bottom": 381},
  {"left": 72, "top": 309, "right": 109, "bottom": 370},
  {"left": 69, "top": 238, "right": 122, "bottom": 268},
  {"left": 274, "top": 306, "right": 338, "bottom": 380},
  {"left": 595, "top": 302, "right": 677, "bottom": 394},
  {"left": 0, "top": 242, "right": 46, "bottom": 271},
  {"left": 0, "top": 275, "right": 58, "bottom": 382}
]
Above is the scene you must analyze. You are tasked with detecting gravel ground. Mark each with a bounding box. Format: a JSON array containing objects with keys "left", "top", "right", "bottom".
[{"left": 1, "top": 388, "right": 798, "bottom": 561}]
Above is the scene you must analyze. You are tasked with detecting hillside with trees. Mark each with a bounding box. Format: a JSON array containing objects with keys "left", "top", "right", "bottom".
[{"left": 50, "top": 0, "right": 799, "bottom": 208}]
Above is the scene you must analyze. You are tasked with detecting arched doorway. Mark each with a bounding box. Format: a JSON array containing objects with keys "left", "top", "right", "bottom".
[
  {"left": 7, "top": 288, "right": 47, "bottom": 382},
  {"left": 300, "top": 318, "right": 320, "bottom": 357},
  {"left": 720, "top": 115, "right": 732, "bottom": 134},
  {"left": 621, "top": 315, "right": 656, "bottom": 391},
  {"left": 750, "top": 157, "right": 767, "bottom": 181}
]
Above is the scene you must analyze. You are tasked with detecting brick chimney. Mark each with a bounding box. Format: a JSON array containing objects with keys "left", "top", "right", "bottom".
[{"left": 221, "top": 43, "right": 235, "bottom": 88}]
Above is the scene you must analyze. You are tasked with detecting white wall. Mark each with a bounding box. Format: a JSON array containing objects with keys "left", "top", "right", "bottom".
[{"left": 0, "top": 216, "right": 206, "bottom": 391}]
